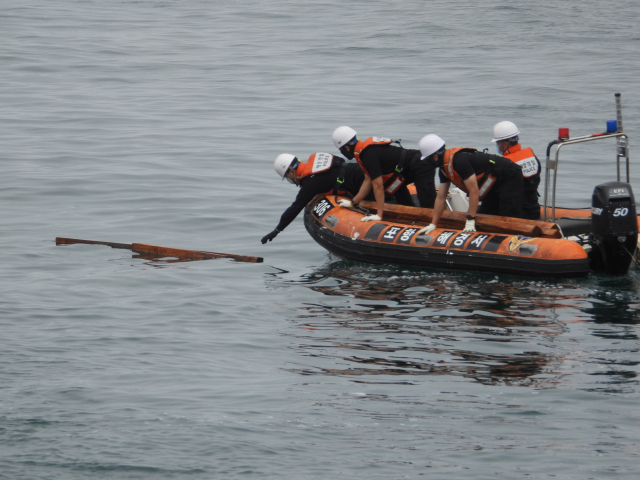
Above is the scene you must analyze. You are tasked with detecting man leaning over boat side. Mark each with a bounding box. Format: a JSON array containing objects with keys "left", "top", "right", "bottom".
[
  {"left": 331, "top": 126, "right": 437, "bottom": 222},
  {"left": 417, "top": 134, "right": 525, "bottom": 235},
  {"left": 492, "top": 121, "right": 542, "bottom": 220},
  {"left": 261, "top": 152, "right": 365, "bottom": 244}
]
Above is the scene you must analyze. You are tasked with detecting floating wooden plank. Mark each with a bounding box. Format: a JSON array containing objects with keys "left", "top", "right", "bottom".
[
  {"left": 358, "top": 201, "right": 561, "bottom": 239},
  {"left": 131, "top": 243, "right": 263, "bottom": 263},
  {"left": 55, "top": 237, "right": 263, "bottom": 263},
  {"left": 56, "top": 237, "right": 132, "bottom": 249}
]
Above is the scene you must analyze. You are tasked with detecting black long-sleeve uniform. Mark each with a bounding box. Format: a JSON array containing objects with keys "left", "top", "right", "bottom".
[{"left": 275, "top": 159, "right": 364, "bottom": 232}]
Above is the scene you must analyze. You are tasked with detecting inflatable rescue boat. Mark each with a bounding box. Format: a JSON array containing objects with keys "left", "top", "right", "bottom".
[
  {"left": 303, "top": 94, "right": 637, "bottom": 278},
  {"left": 304, "top": 196, "right": 594, "bottom": 278}
]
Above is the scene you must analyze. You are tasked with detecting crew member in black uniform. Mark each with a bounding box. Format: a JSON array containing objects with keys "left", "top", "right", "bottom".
[
  {"left": 261, "top": 152, "right": 367, "bottom": 244},
  {"left": 492, "top": 121, "right": 541, "bottom": 220},
  {"left": 331, "top": 126, "right": 436, "bottom": 222},
  {"left": 417, "top": 134, "right": 525, "bottom": 235}
]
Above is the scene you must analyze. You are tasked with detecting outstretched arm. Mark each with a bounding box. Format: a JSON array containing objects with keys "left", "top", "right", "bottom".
[
  {"left": 261, "top": 229, "right": 280, "bottom": 244},
  {"left": 262, "top": 184, "right": 315, "bottom": 243}
]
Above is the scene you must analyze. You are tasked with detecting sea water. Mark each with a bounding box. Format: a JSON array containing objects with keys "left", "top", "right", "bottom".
[{"left": 2, "top": 1, "right": 640, "bottom": 478}]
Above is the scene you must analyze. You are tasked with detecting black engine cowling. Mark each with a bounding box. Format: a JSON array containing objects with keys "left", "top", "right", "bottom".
[{"left": 590, "top": 181, "right": 638, "bottom": 274}]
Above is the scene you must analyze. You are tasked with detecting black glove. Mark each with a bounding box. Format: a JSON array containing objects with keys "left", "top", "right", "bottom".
[{"left": 261, "top": 229, "right": 280, "bottom": 244}]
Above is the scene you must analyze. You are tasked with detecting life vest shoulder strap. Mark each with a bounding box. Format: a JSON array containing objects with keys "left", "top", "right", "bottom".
[
  {"left": 441, "top": 147, "right": 477, "bottom": 183},
  {"left": 353, "top": 137, "right": 395, "bottom": 162},
  {"left": 333, "top": 163, "right": 349, "bottom": 200}
]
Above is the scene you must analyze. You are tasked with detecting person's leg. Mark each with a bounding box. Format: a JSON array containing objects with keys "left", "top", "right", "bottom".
[
  {"left": 405, "top": 160, "right": 436, "bottom": 208},
  {"left": 393, "top": 184, "right": 414, "bottom": 206},
  {"left": 477, "top": 192, "right": 500, "bottom": 216},
  {"left": 521, "top": 189, "right": 541, "bottom": 220},
  {"left": 496, "top": 168, "right": 524, "bottom": 219}
]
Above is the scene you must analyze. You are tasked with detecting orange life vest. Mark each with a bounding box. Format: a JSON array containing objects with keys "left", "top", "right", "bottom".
[
  {"left": 502, "top": 144, "right": 540, "bottom": 178},
  {"left": 293, "top": 152, "right": 335, "bottom": 183},
  {"left": 352, "top": 137, "right": 406, "bottom": 195},
  {"left": 353, "top": 137, "right": 393, "bottom": 174},
  {"left": 293, "top": 153, "right": 352, "bottom": 196},
  {"left": 441, "top": 147, "right": 497, "bottom": 200}
]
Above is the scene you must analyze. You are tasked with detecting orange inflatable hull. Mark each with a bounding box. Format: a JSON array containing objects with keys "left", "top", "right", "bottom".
[{"left": 304, "top": 195, "right": 590, "bottom": 278}]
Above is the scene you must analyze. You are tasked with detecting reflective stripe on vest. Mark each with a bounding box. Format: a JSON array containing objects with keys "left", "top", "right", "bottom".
[
  {"left": 383, "top": 175, "right": 404, "bottom": 195},
  {"left": 503, "top": 145, "right": 539, "bottom": 178},
  {"left": 478, "top": 176, "right": 495, "bottom": 198}
]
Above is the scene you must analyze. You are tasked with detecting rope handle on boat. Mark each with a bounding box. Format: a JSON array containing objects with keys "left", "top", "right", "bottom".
[
  {"left": 352, "top": 204, "right": 371, "bottom": 215},
  {"left": 333, "top": 190, "right": 371, "bottom": 216}
]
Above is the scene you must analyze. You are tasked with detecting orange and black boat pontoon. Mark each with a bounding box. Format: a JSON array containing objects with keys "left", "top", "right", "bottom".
[{"left": 304, "top": 94, "right": 637, "bottom": 278}]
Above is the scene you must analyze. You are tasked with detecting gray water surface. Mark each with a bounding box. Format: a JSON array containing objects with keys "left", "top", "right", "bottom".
[{"left": 2, "top": 1, "right": 640, "bottom": 479}]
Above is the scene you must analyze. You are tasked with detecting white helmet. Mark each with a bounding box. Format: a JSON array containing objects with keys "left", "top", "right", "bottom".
[
  {"left": 491, "top": 121, "right": 519, "bottom": 142},
  {"left": 332, "top": 126, "right": 357, "bottom": 149},
  {"left": 273, "top": 153, "right": 297, "bottom": 180},
  {"left": 418, "top": 134, "right": 446, "bottom": 160}
]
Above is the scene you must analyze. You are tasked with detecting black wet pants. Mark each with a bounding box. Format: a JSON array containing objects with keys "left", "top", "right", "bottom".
[
  {"left": 403, "top": 158, "right": 437, "bottom": 208},
  {"left": 521, "top": 175, "right": 541, "bottom": 220}
]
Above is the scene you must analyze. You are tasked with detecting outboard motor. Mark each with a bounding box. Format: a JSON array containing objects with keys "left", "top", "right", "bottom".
[{"left": 590, "top": 181, "right": 637, "bottom": 274}]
